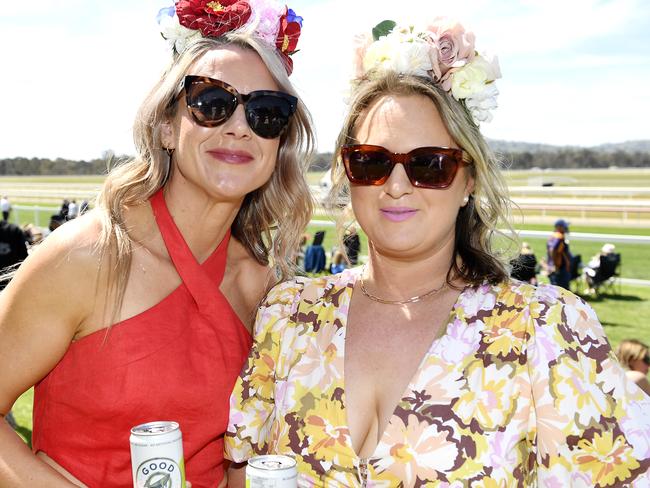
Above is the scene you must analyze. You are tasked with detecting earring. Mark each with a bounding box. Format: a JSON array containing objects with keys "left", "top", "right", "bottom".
[
  {"left": 162, "top": 148, "right": 174, "bottom": 183},
  {"left": 462, "top": 195, "right": 469, "bottom": 205}
]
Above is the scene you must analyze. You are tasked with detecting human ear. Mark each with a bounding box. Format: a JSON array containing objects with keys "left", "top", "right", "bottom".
[
  {"left": 160, "top": 118, "right": 176, "bottom": 151},
  {"left": 462, "top": 174, "right": 475, "bottom": 206}
]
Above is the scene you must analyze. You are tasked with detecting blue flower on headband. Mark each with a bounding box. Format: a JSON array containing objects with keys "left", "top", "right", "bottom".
[
  {"left": 286, "top": 8, "right": 303, "bottom": 27},
  {"left": 156, "top": 5, "right": 176, "bottom": 24}
]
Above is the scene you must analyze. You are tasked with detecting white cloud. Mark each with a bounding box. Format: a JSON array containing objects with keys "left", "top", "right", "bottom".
[{"left": 0, "top": 0, "right": 648, "bottom": 159}]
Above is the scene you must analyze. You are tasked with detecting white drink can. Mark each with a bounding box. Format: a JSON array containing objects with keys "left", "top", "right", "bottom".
[
  {"left": 246, "top": 455, "right": 298, "bottom": 488},
  {"left": 130, "top": 421, "right": 186, "bottom": 488}
]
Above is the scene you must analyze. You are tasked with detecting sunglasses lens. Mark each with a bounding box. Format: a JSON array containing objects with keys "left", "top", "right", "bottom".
[
  {"left": 345, "top": 149, "right": 393, "bottom": 184},
  {"left": 409, "top": 151, "right": 459, "bottom": 188},
  {"left": 186, "top": 83, "right": 237, "bottom": 127},
  {"left": 245, "top": 94, "right": 296, "bottom": 139},
  {"left": 644, "top": 355, "right": 650, "bottom": 366}
]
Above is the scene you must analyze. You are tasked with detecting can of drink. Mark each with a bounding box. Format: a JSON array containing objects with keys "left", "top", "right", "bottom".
[
  {"left": 130, "top": 421, "right": 186, "bottom": 488},
  {"left": 246, "top": 455, "right": 297, "bottom": 488}
]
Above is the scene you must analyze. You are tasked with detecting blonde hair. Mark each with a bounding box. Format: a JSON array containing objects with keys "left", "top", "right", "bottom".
[
  {"left": 615, "top": 339, "right": 649, "bottom": 370},
  {"left": 328, "top": 72, "right": 513, "bottom": 286},
  {"left": 95, "top": 34, "right": 314, "bottom": 318}
]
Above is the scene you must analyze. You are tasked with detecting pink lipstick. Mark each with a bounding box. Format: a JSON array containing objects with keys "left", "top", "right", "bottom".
[
  {"left": 207, "top": 149, "right": 254, "bottom": 164},
  {"left": 380, "top": 207, "right": 418, "bottom": 222}
]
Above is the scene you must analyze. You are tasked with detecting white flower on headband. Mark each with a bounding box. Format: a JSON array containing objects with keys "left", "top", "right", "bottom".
[
  {"left": 157, "top": 8, "right": 201, "bottom": 54},
  {"left": 363, "top": 26, "right": 432, "bottom": 78},
  {"left": 463, "top": 82, "right": 499, "bottom": 124},
  {"left": 356, "top": 19, "right": 501, "bottom": 125}
]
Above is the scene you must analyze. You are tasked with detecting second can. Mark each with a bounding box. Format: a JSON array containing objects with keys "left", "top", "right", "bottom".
[{"left": 246, "top": 455, "right": 297, "bottom": 488}]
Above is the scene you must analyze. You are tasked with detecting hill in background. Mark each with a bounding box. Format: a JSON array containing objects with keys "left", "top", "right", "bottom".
[{"left": 488, "top": 139, "right": 650, "bottom": 154}]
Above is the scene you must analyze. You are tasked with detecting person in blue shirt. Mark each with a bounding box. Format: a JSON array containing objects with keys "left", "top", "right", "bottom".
[{"left": 304, "top": 230, "right": 326, "bottom": 273}]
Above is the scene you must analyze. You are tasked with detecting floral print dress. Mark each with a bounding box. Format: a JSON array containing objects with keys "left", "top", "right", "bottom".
[{"left": 225, "top": 268, "right": 650, "bottom": 487}]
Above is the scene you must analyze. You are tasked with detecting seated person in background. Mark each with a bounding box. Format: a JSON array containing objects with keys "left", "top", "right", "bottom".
[
  {"left": 584, "top": 243, "right": 618, "bottom": 294},
  {"left": 509, "top": 242, "right": 537, "bottom": 284},
  {"left": 615, "top": 339, "right": 650, "bottom": 396},
  {"left": 304, "top": 230, "right": 326, "bottom": 273},
  {"left": 0, "top": 219, "right": 28, "bottom": 285},
  {"left": 329, "top": 250, "right": 347, "bottom": 274},
  {"left": 343, "top": 225, "right": 361, "bottom": 265}
]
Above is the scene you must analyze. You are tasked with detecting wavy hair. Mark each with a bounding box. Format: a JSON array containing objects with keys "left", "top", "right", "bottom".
[
  {"left": 328, "top": 72, "right": 514, "bottom": 286},
  {"left": 95, "top": 34, "right": 314, "bottom": 318},
  {"left": 615, "top": 339, "right": 649, "bottom": 371}
]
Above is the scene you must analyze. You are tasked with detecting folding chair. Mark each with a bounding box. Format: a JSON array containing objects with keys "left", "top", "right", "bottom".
[{"left": 592, "top": 253, "right": 621, "bottom": 296}]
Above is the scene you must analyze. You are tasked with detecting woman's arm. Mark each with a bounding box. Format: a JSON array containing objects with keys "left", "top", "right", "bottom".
[
  {"left": 528, "top": 288, "right": 650, "bottom": 485},
  {"left": 226, "top": 463, "right": 246, "bottom": 488},
  {"left": 0, "top": 224, "right": 100, "bottom": 486}
]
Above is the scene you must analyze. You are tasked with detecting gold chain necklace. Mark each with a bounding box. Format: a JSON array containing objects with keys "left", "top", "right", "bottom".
[{"left": 358, "top": 273, "right": 447, "bottom": 305}]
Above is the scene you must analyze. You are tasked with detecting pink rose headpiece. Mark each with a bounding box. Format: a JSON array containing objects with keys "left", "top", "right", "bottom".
[
  {"left": 157, "top": 0, "right": 303, "bottom": 75},
  {"left": 354, "top": 19, "right": 501, "bottom": 124}
]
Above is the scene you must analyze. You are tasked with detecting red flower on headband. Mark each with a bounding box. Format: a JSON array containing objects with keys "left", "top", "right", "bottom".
[
  {"left": 275, "top": 7, "right": 301, "bottom": 55},
  {"left": 175, "top": 0, "right": 252, "bottom": 38},
  {"left": 275, "top": 7, "right": 301, "bottom": 75}
]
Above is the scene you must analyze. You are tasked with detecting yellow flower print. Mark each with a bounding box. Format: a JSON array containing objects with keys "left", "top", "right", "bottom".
[
  {"left": 453, "top": 361, "right": 517, "bottom": 431},
  {"left": 482, "top": 309, "right": 527, "bottom": 357},
  {"left": 303, "top": 400, "right": 350, "bottom": 463},
  {"left": 251, "top": 351, "right": 276, "bottom": 400},
  {"left": 550, "top": 354, "right": 614, "bottom": 428},
  {"left": 291, "top": 323, "right": 343, "bottom": 391},
  {"left": 373, "top": 414, "right": 459, "bottom": 488},
  {"left": 573, "top": 430, "right": 640, "bottom": 486},
  {"left": 471, "top": 476, "right": 506, "bottom": 488}
]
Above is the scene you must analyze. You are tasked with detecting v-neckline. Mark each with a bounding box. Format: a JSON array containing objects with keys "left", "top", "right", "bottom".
[{"left": 338, "top": 269, "right": 469, "bottom": 462}]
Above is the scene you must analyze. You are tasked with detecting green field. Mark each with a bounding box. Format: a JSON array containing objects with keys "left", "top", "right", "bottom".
[
  {"left": 0, "top": 175, "right": 105, "bottom": 184},
  {"left": 503, "top": 168, "right": 650, "bottom": 187}
]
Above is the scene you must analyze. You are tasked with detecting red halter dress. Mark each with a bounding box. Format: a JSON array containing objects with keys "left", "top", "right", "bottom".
[{"left": 32, "top": 189, "right": 252, "bottom": 487}]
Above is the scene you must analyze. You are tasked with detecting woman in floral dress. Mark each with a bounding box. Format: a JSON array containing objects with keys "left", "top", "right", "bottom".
[{"left": 225, "top": 18, "right": 650, "bottom": 487}]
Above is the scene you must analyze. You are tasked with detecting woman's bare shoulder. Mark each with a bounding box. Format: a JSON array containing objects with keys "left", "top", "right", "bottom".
[{"left": 21, "top": 211, "right": 106, "bottom": 274}]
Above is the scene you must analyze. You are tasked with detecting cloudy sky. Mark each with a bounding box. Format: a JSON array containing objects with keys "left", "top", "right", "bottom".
[{"left": 1, "top": 0, "right": 649, "bottom": 160}]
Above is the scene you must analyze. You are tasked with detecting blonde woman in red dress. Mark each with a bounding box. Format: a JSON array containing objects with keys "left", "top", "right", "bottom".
[{"left": 0, "top": 2, "right": 312, "bottom": 486}]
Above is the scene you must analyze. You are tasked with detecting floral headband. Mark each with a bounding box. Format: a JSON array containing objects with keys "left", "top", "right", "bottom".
[
  {"left": 354, "top": 19, "right": 501, "bottom": 125},
  {"left": 157, "top": 0, "right": 303, "bottom": 75}
]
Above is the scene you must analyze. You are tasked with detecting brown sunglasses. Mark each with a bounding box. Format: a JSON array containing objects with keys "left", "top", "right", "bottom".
[
  {"left": 174, "top": 75, "right": 298, "bottom": 139},
  {"left": 341, "top": 144, "right": 471, "bottom": 189}
]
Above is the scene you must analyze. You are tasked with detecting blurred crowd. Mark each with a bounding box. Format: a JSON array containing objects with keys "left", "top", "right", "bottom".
[
  {"left": 295, "top": 226, "right": 361, "bottom": 275},
  {"left": 509, "top": 218, "right": 622, "bottom": 296}
]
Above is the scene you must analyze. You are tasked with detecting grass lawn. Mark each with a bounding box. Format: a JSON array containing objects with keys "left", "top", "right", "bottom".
[
  {"left": 11, "top": 388, "right": 33, "bottom": 447},
  {"left": 0, "top": 175, "right": 105, "bottom": 184},
  {"left": 516, "top": 222, "right": 650, "bottom": 236},
  {"left": 503, "top": 168, "right": 650, "bottom": 187}
]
